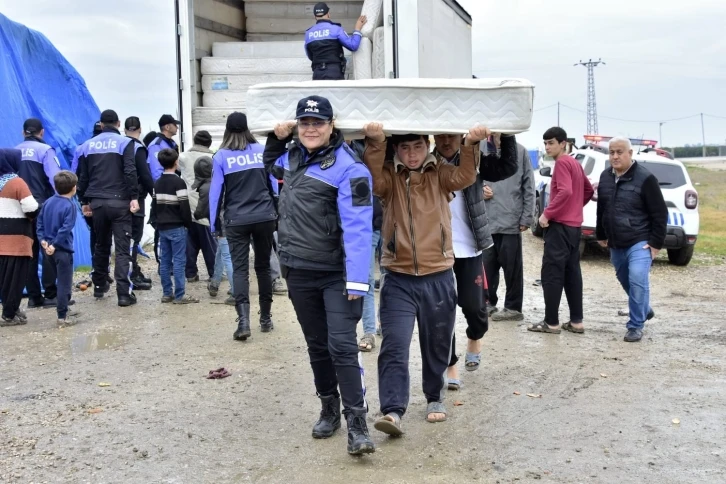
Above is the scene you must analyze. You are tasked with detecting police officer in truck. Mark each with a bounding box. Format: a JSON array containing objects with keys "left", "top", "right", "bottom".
[{"left": 305, "top": 2, "right": 367, "bottom": 80}]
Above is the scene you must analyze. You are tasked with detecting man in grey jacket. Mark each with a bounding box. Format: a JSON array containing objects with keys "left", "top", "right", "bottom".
[
  {"left": 483, "top": 139, "right": 535, "bottom": 321},
  {"left": 178, "top": 131, "right": 218, "bottom": 282}
]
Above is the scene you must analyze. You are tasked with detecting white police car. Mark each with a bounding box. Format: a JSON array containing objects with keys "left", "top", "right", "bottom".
[{"left": 532, "top": 136, "right": 699, "bottom": 266}]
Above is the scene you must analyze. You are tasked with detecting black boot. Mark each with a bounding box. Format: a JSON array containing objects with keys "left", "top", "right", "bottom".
[
  {"left": 233, "top": 303, "right": 251, "bottom": 341},
  {"left": 260, "top": 300, "right": 274, "bottom": 333},
  {"left": 346, "top": 407, "right": 375, "bottom": 455},
  {"left": 312, "top": 395, "right": 341, "bottom": 439},
  {"left": 130, "top": 273, "right": 152, "bottom": 290},
  {"left": 118, "top": 292, "right": 137, "bottom": 307}
]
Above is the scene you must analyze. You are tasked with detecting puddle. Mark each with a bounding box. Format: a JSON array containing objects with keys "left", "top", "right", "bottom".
[{"left": 70, "top": 331, "right": 122, "bottom": 354}]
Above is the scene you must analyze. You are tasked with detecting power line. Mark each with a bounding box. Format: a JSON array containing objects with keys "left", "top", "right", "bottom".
[
  {"left": 558, "top": 104, "right": 711, "bottom": 124},
  {"left": 534, "top": 103, "right": 558, "bottom": 112}
]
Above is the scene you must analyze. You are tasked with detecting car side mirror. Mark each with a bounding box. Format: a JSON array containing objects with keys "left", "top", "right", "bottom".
[{"left": 539, "top": 167, "right": 552, "bottom": 177}]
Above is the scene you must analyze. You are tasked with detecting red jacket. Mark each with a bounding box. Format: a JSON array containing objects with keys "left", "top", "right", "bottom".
[{"left": 543, "top": 154, "right": 594, "bottom": 227}]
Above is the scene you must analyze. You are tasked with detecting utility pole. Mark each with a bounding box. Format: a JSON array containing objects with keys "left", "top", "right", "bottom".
[
  {"left": 557, "top": 102, "right": 560, "bottom": 127},
  {"left": 659, "top": 122, "right": 664, "bottom": 148},
  {"left": 575, "top": 59, "right": 605, "bottom": 135},
  {"left": 701, "top": 113, "right": 706, "bottom": 158}
]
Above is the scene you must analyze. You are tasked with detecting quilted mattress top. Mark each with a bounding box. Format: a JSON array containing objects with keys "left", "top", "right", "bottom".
[{"left": 246, "top": 78, "right": 535, "bottom": 136}]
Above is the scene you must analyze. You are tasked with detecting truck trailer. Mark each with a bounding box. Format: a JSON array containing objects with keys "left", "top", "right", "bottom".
[{"left": 173, "top": 0, "right": 473, "bottom": 148}]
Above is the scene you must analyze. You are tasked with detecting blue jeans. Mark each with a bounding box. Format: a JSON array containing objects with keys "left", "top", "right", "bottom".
[
  {"left": 361, "top": 230, "right": 381, "bottom": 335},
  {"left": 211, "top": 237, "right": 234, "bottom": 292},
  {"left": 610, "top": 241, "right": 653, "bottom": 330},
  {"left": 159, "top": 227, "right": 187, "bottom": 300}
]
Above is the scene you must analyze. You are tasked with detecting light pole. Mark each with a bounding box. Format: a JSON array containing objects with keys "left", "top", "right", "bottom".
[{"left": 659, "top": 122, "right": 664, "bottom": 148}]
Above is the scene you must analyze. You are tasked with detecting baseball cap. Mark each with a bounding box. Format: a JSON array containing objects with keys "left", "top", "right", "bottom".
[
  {"left": 314, "top": 2, "right": 329, "bottom": 16},
  {"left": 100, "top": 109, "right": 120, "bottom": 124},
  {"left": 23, "top": 118, "right": 43, "bottom": 135},
  {"left": 296, "top": 95, "right": 334, "bottom": 120},
  {"left": 124, "top": 116, "right": 141, "bottom": 131},
  {"left": 225, "top": 112, "right": 248, "bottom": 133},
  {"left": 92, "top": 121, "right": 103, "bottom": 136},
  {"left": 158, "top": 114, "right": 181, "bottom": 128}
]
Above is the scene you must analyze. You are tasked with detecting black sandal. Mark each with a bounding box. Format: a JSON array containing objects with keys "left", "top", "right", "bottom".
[
  {"left": 562, "top": 322, "right": 584, "bottom": 334},
  {"left": 527, "top": 322, "right": 561, "bottom": 334}
]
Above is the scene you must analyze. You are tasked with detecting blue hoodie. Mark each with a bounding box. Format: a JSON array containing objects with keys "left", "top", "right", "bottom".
[{"left": 36, "top": 194, "right": 77, "bottom": 253}]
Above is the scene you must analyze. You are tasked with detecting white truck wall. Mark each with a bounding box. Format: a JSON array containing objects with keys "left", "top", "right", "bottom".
[
  {"left": 392, "top": 0, "right": 472, "bottom": 78},
  {"left": 416, "top": 0, "right": 471, "bottom": 78}
]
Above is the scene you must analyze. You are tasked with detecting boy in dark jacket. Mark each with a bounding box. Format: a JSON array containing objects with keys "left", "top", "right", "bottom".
[
  {"left": 37, "top": 171, "right": 80, "bottom": 327},
  {"left": 152, "top": 149, "right": 198, "bottom": 304}
]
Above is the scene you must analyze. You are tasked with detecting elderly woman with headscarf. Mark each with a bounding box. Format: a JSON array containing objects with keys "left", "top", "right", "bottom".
[{"left": 0, "top": 149, "right": 39, "bottom": 326}]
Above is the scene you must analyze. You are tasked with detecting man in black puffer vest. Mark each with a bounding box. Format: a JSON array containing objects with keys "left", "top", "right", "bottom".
[
  {"left": 596, "top": 136, "right": 667, "bottom": 343},
  {"left": 433, "top": 132, "right": 518, "bottom": 387}
]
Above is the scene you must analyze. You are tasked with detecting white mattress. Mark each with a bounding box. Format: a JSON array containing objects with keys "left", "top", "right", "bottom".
[
  {"left": 203, "top": 91, "right": 248, "bottom": 108},
  {"left": 193, "top": 107, "right": 244, "bottom": 126},
  {"left": 212, "top": 41, "right": 305, "bottom": 58},
  {"left": 360, "top": 0, "right": 384, "bottom": 38},
  {"left": 352, "top": 37, "right": 372, "bottom": 80},
  {"left": 201, "top": 57, "right": 310, "bottom": 75},
  {"left": 247, "top": 17, "right": 358, "bottom": 34},
  {"left": 245, "top": 1, "right": 363, "bottom": 19},
  {"left": 202, "top": 74, "right": 310, "bottom": 93},
  {"left": 372, "top": 26, "right": 385, "bottom": 79},
  {"left": 246, "top": 78, "right": 534, "bottom": 135}
]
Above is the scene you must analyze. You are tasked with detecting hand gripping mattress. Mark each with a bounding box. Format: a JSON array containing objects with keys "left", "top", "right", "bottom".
[
  {"left": 372, "top": 26, "right": 385, "bottom": 79},
  {"left": 352, "top": 37, "right": 372, "bottom": 80},
  {"left": 246, "top": 78, "right": 534, "bottom": 135},
  {"left": 359, "top": 0, "right": 384, "bottom": 38}
]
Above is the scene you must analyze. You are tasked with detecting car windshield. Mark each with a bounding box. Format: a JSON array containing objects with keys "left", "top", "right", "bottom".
[{"left": 636, "top": 161, "right": 687, "bottom": 188}]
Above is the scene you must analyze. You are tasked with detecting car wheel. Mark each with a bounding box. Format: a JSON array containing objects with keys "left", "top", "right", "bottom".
[
  {"left": 531, "top": 195, "right": 544, "bottom": 237},
  {"left": 579, "top": 240, "right": 586, "bottom": 258},
  {"left": 667, "top": 245, "right": 695, "bottom": 266}
]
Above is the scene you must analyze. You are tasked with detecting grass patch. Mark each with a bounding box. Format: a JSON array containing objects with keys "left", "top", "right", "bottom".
[{"left": 685, "top": 165, "right": 726, "bottom": 257}]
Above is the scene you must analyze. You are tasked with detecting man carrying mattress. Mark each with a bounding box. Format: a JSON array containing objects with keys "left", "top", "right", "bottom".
[
  {"left": 305, "top": 2, "right": 367, "bottom": 80},
  {"left": 361, "top": 122, "right": 489, "bottom": 435}
]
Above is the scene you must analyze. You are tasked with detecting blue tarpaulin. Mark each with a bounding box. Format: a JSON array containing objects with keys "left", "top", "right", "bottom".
[{"left": 0, "top": 13, "right": 100, "bottom": 268}]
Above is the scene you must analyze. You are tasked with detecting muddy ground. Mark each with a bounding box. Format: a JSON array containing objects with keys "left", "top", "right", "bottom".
[{"left": 1, "top": 235, "right": 725, "bottom": 484}]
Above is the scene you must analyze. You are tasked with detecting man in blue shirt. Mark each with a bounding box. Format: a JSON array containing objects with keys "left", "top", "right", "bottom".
[{"left": 305, "top": 2, "right": 367, "bottom": 80}]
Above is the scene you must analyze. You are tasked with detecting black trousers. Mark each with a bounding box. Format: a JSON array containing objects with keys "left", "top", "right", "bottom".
[
  {"left": 226, "top": 221, "right": 275, "bottom": 306},
  {"left": 84, "top": 214, "right": 96, "bottom": 260},
  {"left": 0, "top": 256, "right": 30, "bottom": 319},
  {"left": 185, "top": 222, "right": 217, "bottom": 279},
  {"left": 542, "top": 222, "right": 583, "bottom": 325},
  {"left": 26, "top": 221, "right": 57, "bottom": 301},
  {"left": 286, "top": 268, "right": 365, "bottom": 414},
  {"left": 51, "top": 250, "right": 73, "bottom": 319},
  {"left": 312, "top": 63, "right": 344, "bottom": 80},
  {"left": 378, "top": 270, "right": 457, "bottom": 417},
  {"left": 483, "top": 233, "right": 524, "bottom": 312},
  {"left": 91, "top": 200, "right": 133, "bottom": 297},
  {"left": 449, "top": 254, "right": 489, "bottom": 367},
  {"left": 131, "top": 215, "right": 144, "bottom": 276}
]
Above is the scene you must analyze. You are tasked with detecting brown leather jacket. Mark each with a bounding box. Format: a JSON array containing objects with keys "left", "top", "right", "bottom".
[{"left": 363, "top": 138, "right": 479, "bottom": 276}]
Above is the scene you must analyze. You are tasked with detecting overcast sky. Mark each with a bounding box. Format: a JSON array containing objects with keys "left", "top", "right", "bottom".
[{"left": 2, "top": 0, "right": 725, "bottom": 149}]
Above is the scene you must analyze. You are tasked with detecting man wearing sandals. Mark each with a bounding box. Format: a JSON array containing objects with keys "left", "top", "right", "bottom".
[
  {"left": 432, "top": 133, "right": 519, "bottom": 388},
  {"left": 361, "top": 123, "right": 488, "bottom": 433},
  {"left": 528, "top": 127, "right": 594, "bottom": 335}
]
